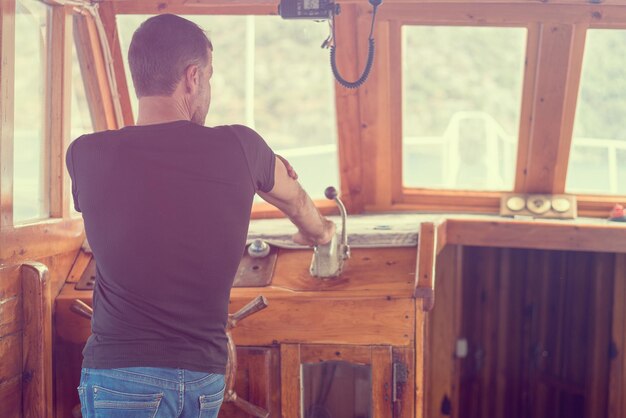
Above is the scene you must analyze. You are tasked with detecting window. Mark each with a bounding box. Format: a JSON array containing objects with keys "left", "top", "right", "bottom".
[
  {"left": 566, "top": 29, "right": 626, "bottom": 196},
  {"left": 402, "top": 26, "right": 527, "bottom": 191},
  {"left": 13, "top": 0, "right": 49, "bottom": 223},
  {"left": 117, "top": 15, "right": 339, "bottom": 199}
]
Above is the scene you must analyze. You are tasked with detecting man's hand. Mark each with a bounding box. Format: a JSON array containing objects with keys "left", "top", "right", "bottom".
[
  {"left": 277, "top": 155, "right": 298, "bottom": 180},
  {"left": 292, "top": 218, "right": 336, "bottom": 246}
]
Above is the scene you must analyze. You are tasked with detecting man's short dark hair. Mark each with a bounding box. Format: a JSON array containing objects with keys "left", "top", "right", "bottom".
[{"left": 128, "top": 14, "right": 213, "bottom": 98}]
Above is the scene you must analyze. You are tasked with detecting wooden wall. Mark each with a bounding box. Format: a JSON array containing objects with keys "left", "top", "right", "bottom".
[
  {"left": 0, "top": 252, "right": 78, "bottom": 418},
  {"left": 427, "top": 246, "right": 621, "bottom": 418},
  {"left": 0, "top": 265, "right": 23, "bottom": 418}
]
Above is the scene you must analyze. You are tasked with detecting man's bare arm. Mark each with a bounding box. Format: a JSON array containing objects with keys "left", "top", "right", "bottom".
[{"left": 258, "top": 156, "right": 335, "bottom": 246}]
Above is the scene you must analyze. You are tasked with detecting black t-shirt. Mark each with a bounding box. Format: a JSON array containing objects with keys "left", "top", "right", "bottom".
[{"left": 66, "top": 121, "right": 275, "bottom": 373}]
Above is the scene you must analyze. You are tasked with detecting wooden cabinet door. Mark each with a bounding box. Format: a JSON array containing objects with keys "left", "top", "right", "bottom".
[
  {"left": 219, "top": 346, "right": 281, "bottom": 418},
  {"left": 281, "top": 344, "right": 402, "bottom": 418}
]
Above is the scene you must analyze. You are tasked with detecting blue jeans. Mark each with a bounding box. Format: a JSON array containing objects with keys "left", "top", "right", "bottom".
[{"left": 78, "top": 367, "right": 225, "bottom": 418}]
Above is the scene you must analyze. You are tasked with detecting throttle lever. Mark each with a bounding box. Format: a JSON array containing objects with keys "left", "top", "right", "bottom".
[{"left": 310, "top": 186, "right": 350, "bottom": 278}]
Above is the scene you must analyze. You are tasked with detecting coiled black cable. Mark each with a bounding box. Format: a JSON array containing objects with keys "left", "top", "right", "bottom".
[{"left": 330, "top": 2, "right": 380, "bottom": 89}]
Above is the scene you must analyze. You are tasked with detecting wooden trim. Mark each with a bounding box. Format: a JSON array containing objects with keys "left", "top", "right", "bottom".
[
  {"left": 0, "top": 218, "right": 84, "bottom": 264},
  {"left": 334, "top": 4, "right": 365, "bottom": 213},
  {"left": 378, "top": 3, "right": 626, "bottom": 26},
  {"left": 414, "top": 222, "right": 437, "bottom": 311},
  {"left": 445, "top": 217, "right": 626, "bottom": 253},
  {"left": 389, "top": 20, "right": 403, "bottom": 204},
  {"left": 0, "top": 0, "right": 16, "bottom": 228},
  {"left": 414, "top": 303, "right": 428, "bottom": 418},
  {"left": 73, "top": 11, "right": 117, "bottom": 131},
  {"left": 369, "top": 189, "right": 502, "bottom": 214},
  {"left": 577, "top": 196, "right": 626, "bottom": 218},
  {"left": 98, "top": 1, "right": 134, "bottom": 126},
  {"left": 280, "top": 344, "right": 301, "bottom": 418},
  {"left": 436, "top": 220, "right": 447, "bottom": 255},
  {"left": 48, "top": 5, "right": 73, "bottom": 219},
  {"left": 300, "top": 344, "right": 372, "bottom": 364},
  {"left": 112, "top": 2, "right": 276, "bottom": 15},
  {"left": 372, "top": 346, "right": 394, "bottom": 417},
  {"left": 21, "top": 262, "right": 53, "bottom": 418}
]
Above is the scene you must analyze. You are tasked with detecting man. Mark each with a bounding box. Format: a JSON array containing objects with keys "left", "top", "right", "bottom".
[{"left": 67, "top": 14, "right": 335, "bottom": 418}]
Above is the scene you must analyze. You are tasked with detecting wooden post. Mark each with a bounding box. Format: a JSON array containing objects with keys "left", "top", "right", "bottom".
[
  {"left": 21, "top": 261, "right": 52, "bottom": 418},
  {"left": 414, "top": 222, "right": 438, "bottom": 311}
]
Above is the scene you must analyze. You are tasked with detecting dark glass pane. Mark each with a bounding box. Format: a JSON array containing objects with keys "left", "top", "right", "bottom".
[{"left": 302, "top": 361, "right": 372, "bottom": 418}]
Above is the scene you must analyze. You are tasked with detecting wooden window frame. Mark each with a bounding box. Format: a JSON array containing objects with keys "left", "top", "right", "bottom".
[
  {"left": 111, "top": 2, "right": 345, "bottom": 218},
  {"left": 0, "top": 1, "right": 84, "bottom": 264},
  {"left": 281, "top": 344, "right": 394, "bottom": 418},
  {"left": 355, "top": 2, "right": 626, "bottom": 217}
]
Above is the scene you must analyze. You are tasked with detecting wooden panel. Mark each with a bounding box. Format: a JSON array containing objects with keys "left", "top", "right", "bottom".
[
  {"left": 426, "top": 245, "right": 462, "bottom": 418},
  {"left": 54, "top": 325, "right": 85, "bottom": 418},
  {"left": 0, "top": 296, "right": 21, "bottom": 336},
  {"left": 334, "top": 4, "right": 365, "bottom": 213},
  {"left": 0, "top": 332, "right": 22, "bottom": 379},
  {"left": 57, "top": 283, "right": 415, "bottom": 346},
  {"left": 230, "top": 295, "right": 413, "bottom": 346},
  {"left": 0, "top": 264, "right": 21, "bottom": 336},
  {"left": 66, "top": 250, "right": 91, "bottom": 283},
  {"left": 22, "top": 262, "right": 53, "bottom": 418},
  {"left": 0, "top": 0, "right": 15, "bottom": 228},
  {"left": 280, "top": 344, "right": 301, "bottom": 418},
  {"left": 39, "top": 249, "right": 80, "bottom": 300},
  {"left": 0, "top": 264, "right": 20, "bottom": 301},
  {"left": 455, "top": 247, "right": 615, "bottom": 418},
  {"left": 230, "top": 297, "right": 412, "bottom": 347},
  {"left": 272, "top": 248, "right": 415, "bottom": 296},
  {"left": 445, "top": 218, "right": 626, "bottom": 253},
  {"left": 300, "top": 344, "right": 372, "bottom": 365},
  {"left": 0, "top": 218, "right": 84, "bottom": 264},
  {"left": 0, "top": 376, "right": 22, "bottom": 418},
  {"left": 48, "top": 6, "right": 73, "bottom": 218}
]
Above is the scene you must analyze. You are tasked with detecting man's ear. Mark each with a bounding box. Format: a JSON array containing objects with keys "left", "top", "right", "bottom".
[{"left": 184, "top": 64, "right": 200, "bottom": 93}]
